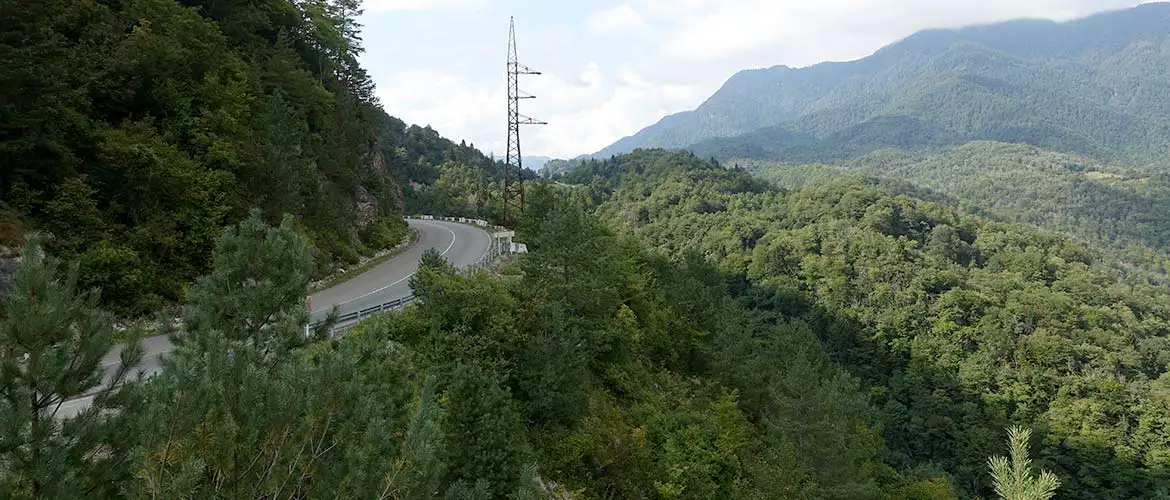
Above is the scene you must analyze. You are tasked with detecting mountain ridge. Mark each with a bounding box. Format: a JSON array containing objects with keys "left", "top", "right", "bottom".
[{"left": 591, "top": 2, "right": 1170, "bottom": 167}]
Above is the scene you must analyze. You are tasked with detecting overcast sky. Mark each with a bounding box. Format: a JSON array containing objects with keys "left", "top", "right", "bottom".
[{"left": 358, "top": 0, "right": 1143, "bottom": 159}]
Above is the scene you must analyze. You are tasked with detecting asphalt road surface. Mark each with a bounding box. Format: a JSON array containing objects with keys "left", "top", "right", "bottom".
[
  {"left": 57, "top": 219, "right": 492, "bottom": 418},
  {"left": 309, "top": 219, "right": 492, "bottom": 323}
]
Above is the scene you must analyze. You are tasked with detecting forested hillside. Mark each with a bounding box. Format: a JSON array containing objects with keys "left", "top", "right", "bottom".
[
  {"left": 0, "top": 180, "right": 935, "bottom": 499},
  {"left": 7, "top": 1, "right": 1170, "bottom": 499},
  {"left": 0, "top": 0, "right": 505, "bottom": 315},
  {"left": 594, "top": 3, "right": 1170, "bottom": 169},
  {"left": 376, "top": 112, "right": 520, "bottom": 216},
  {"left": 565, "top": 149, "right": 1170, "bottom": 499},
  {"left": 749, "top": 142, "right": 1170, "bottom": 282},
  {"left": 8, "top": 138, "right": 1156, "bottom": 497}
]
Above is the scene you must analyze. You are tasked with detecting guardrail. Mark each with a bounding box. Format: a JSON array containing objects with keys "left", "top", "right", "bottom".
[
  {"left": 315, "top": 215, "right": 527, "bottom": 337},
  {"left": 404, "top": 214, "right": 508, "bottom": 232},
  {"left": 313, "top": 294, "right": 415, "bottom": 337},
  {"left": 339, "top": 295, "right": 415, "bottom": 323}
]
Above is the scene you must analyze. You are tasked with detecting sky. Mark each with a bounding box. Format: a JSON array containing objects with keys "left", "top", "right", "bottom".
[{"left": 358, "top": 0, "right": 1144, "bottom": 159}]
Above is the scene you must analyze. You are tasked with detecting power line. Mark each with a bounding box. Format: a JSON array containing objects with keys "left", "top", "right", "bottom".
[{"left": 503, "top": 16, "right": 545, "bottom": 224}]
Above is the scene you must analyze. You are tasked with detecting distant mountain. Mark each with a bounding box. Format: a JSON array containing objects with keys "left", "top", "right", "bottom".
[
  {"left": 523, "top": 156, "right": 552, "bottom": 172},
  {"left": 593, "top": 3, "right": 1170, "bottom": 168}
]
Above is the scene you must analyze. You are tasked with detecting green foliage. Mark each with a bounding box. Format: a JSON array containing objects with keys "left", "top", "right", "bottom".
[
  {"left": 565, "top": 148, "right": 1170, "bottom": 498},
  {"left": 989, "top": 427, "right": 1061, "bottom": 500},
  {"left": 181, "top": 209, "right": 314, "bottom": 350},
  {"left": 0, "top": 0, "right": 428, "bottom": 316},
  {"left": 883, "top": 477, "right": 957, "bottom": 500},
  {"left": 21, "top": 150, "right": 1144, "bottom": 499},
  {"left": 0, "top": 236, "right": 143, "bottom": 499},
  {"left": 440, "top": 362, "right": 528, "bottom": 499},
  {"left": 15, "top": 4, "right": 1170, "bottom": 497},
  {"left": 361, "top": 215, "right": 409, "bottom": 251},
  {"left": 407, "top": 161, "right": 501, "bottom": 219},
  {"left": 124, "top": 211, "right": 442, "bottom": 498},
  {"left": 372, "top": 185, "right": 893, "bottom": 497},
  {"left": 754, "top": 141, "right": 1170, "bottom": 283}
]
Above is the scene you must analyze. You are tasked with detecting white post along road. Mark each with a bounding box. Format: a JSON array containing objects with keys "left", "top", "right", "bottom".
[{"left": 58, "top": 218, "right": 493, "bottom": 418}]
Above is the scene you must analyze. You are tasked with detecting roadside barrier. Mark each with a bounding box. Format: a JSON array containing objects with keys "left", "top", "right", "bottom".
[{"left": 315, "top": 215, "right": 525, "bottom": 336}]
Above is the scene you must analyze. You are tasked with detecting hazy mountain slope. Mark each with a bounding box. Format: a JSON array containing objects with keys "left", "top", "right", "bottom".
[
  {"left": 594, "top": 3, "right": 1170, "bottom": 167},
  {"left": 752, "top": 141, "right": 1170, "bottom": 280}
]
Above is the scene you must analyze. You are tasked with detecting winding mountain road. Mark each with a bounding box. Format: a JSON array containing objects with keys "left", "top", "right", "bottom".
[
  {"left": 58, "top": 218, "right": 492, "bottom": 417},
  {"left": 309, "top": 218, "right": 492, "bottom": 324}
]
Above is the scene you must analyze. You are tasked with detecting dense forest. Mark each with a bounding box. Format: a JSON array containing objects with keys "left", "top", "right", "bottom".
[
  {"left": 9, "top": 146, "right": 1149, "bottom": 498},
  {"left": 376, "top": 113, "right": 533, "bottom": 220},
  {"left": 563, "top": 149, "right": 1170, "bottom": 498},
  {"left": 593, "top": 3, "right": 1170, "bottom": 169},
  {"left": 5, "top": 1, "right": 1170, "bottom": 499},
  {"left": 0, "top": 177, "right": 1008, "bottom": 500},
  {"left": 0, "top": 0, "right": 399, "bottom": 314},
  {"left": 746, "top": 142, "right": 1170, "bottom": 283},
  {"left": 0, "top": 0, "right": 514, "bottom": 316}
]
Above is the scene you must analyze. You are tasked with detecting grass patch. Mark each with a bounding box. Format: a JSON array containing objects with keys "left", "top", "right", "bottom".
[{"left": 311, "top": 228, "right": 419, "bottom": 293}]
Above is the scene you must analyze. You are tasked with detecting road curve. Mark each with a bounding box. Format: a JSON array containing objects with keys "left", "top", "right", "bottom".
[
  {"left": 310, "top": 219, "right": 493, "bottom": 323},
  {"left": 58, "top": 219, "right": 492, "bottom": 417}
]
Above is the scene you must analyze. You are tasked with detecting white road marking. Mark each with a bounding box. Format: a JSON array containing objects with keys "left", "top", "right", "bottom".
[
  {"left": 63, "top": 221, "right": 476, "bottom": 417},
  {"left": 314, "top": 221, "right": 457, "bottom": 313}
]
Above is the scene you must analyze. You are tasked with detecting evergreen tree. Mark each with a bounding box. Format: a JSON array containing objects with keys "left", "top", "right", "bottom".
[
  {"left": 128, "top": 210, "right": 322, "bottom": 497},
  {"left": 0, "top": 236, "right": 143, "bottom": 499},
  {"left": 988, "top": 427, "right": 1061, "bottom": 500},
  {"left": 440, "top": 362, "right": 527, "bottom": 499},
  {"left": 180, "top": 209, "right": 316, "bottom": 356},
  {"left": 378, "top": 378, "right": 448, "bottom": 500},
  {"left": 127, "top": 211, "right": 442, "bottom": 498},
  {"left": 410, "top": 247, "right": 455, "bottom": 300}
]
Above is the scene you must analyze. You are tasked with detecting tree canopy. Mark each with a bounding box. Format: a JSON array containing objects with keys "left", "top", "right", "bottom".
[
  {"left": 564, "top": 148, "right": 1170, "bottom": 498},
  {"left": 0, "top": 0, "right": 413, "bottom": 315}
]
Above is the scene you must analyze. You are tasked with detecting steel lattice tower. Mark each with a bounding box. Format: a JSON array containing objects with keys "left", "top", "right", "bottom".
[{"left": 503, "top": 16, "right": 544, "bottom": 223}]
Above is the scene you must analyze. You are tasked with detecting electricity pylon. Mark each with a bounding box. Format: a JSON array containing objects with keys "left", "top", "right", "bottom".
[{"left": 503, "top": 16, "right": 545, "bottom": 224}]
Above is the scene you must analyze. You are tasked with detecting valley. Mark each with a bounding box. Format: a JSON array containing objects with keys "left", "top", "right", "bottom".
[{"left": 3, "top": 2, "right": 1170, "bottom": 499}]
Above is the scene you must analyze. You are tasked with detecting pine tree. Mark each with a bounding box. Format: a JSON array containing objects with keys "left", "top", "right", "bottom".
[
  {"left": 181, "top": 209, "right": 316, "bottom": 356},
  {"left": 410, "top": 247, "right": 455, "bottom": 299},
  {"left": 128, "top": 210, "right": 444, "bottom": 498},
  {"left": 378, "top": 377, "right": 448, "bottom": 500},
  {"left": 0, "top": 236, "right": 143, "bottom": 499},
  {"left": 128, "top": 210, "right": 319, "bottom": 497},
  {"left": 988, "top": 426, "right": 1061, "bottom": 500},
  {"left": 440, "top": 362, "right": 527, "bottom": 499}
]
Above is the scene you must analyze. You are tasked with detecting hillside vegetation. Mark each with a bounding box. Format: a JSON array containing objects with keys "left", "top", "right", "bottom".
[
  {"left": 5, "top": 1, "right": 1170, "bottom": 499},
  {"left": 595, "top": 3, "right": 1170, "bottom": 169},
  {"left": 0, "top": 0, "right": 512, "bottom": 315},
  {"left": 748, "top": 142, "right": 1170, "bottom": 282},
  {"left": 565, "top": 149, "right": 1170, "bottom": 498},
  {"left": 0, "top": 184, "right": 925, "bottom": 499}
]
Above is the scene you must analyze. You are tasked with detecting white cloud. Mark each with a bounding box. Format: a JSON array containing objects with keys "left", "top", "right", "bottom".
[
  {"left": 586, "top": 3, "right": 649, "bottom": 35},
  {"left": 364, "top": 0, "right": 487, "bottom": 13},
  {"left": 647, "top": 0, "right": 1142, "bottom": 66},
  {"left": 374, "top": 69, "right": 504, "bottom": 152},
  {"left": 360, "top": 0, "right": 1144, "bottom": 158},
  {"left": 521, "top": 63, "right": 705, "bottom": 157}
]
